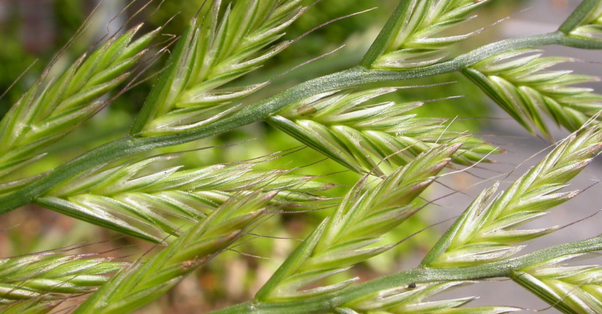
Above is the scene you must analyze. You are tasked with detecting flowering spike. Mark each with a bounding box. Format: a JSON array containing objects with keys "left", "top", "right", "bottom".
[
  {"left": 0, "top": 25, "right": 156, "bottom": 178},
  {"left": 73, "top": 192, "right": 272, "bottom": 314},
  {"left": 132, "top": 0, "right": 306, "bottom": 136},
  {"left": 256, "top": 144, "right": 459, "bottom": 302},
  {"left": 0, "top": 251, "right": 125, "bottom": 312},
  {"left": 423, "top": 125, "right": 602, "bottom": 268},
  {"left": 513, "top": 253, "right": 602, "bottom": 314},
  {"left": 269, "top": 87, "right": 497, "bottom": 175},
  {"left": 464, "top": 49, "right": 602, "bottom": 139},
  {"left": 36, "top": 155, "right": 331, "bottom": 242},
  {"left": 362, "top": 0, "right": 492, "bottom": 69}
]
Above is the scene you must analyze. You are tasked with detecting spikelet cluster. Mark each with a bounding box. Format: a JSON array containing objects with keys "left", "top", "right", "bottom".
[
  {"left": 0, "top": 298, "right": 59, "bottom": 314},
  {"left": 133, "top": 0, "right": 306, "bottom": 135},
  {"left": 268, "top": 87, "right": 497, "bottom": 175},
  {"left": 423, "top": 125, "right": 602, "bottom": 268},
  {"left": 365, "top": 0, "right": 492, "bottom": 69},
  {"left": 0, "top": 251, "right": 124, "bottom": 311},
  {"left": 255, "top": 144, "right": 458, "bottom": 301},
  {"left": 73, "top": 192, "right": 273, "bottom": 314},
  {"left": 338, "top": 281, "right": 520, "bottom": 314},
  {"left": 0, "top": 25, "right": 158, "bottom": 178},
  {"left": 512, "top": 253, "right": 602, "bottom": 313},
  {"left": 36, "top": 155, "right": 331, "bottom": 243},
  {"left": 464, "top": 49, "right": 602, "bottom": 139}
]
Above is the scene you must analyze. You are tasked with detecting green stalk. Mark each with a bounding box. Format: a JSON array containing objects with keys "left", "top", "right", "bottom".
[
  {"left": 558, "top": 0, "right": 601, "bottom": 34},
  {"left": 0, "top": 31, "right": 600, "bottom": 214},
  {"left": 359, "top": 0, "right": 416, "bottom": 67},
  {"left": 210, "top": 235, "right": 602, "bottom": 314}
]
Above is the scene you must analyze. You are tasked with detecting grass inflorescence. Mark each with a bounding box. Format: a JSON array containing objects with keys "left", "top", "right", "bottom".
[{"left": 1, "top": 0, "right": 602, "bottom": 313}]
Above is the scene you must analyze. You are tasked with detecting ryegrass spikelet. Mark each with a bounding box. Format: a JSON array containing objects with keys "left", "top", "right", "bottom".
[
  {"left": 0, "top": 298, "right": 62, "bottom": 314},
  {"left": 512, "top": 254, "right": 602, "bottom": 314},
  {"left": 0, "top": 251, "right": 124, "bottom": 308},
  {"left": 132, "top": 0, "right": 306, "bottom": 135},
  {"left": 362, "top": 0, "right": 492, "bottom": 69},
  {"left": 464, "top": 49, "right": 602, "bottom": 139},
  {"left": 339, "top": 281, "right": 520, "bottom": 314},
  {"left": 0, "top": 25, "right": 158, "bottom": 179},
  {"left": 73, "top": 192, "right": 273, "bottom": 314},
  {"left": 423, "top": 125, "right": 602, "bottom": 268},
  {"left": 255, "top": 144, "right": 459, "bottom": 301},
  {"left": 268, "top": 87, "right": 497, "bottom": 175},
  {"left": 36, "top": 155, "right": 331, "bottom": 243}
]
